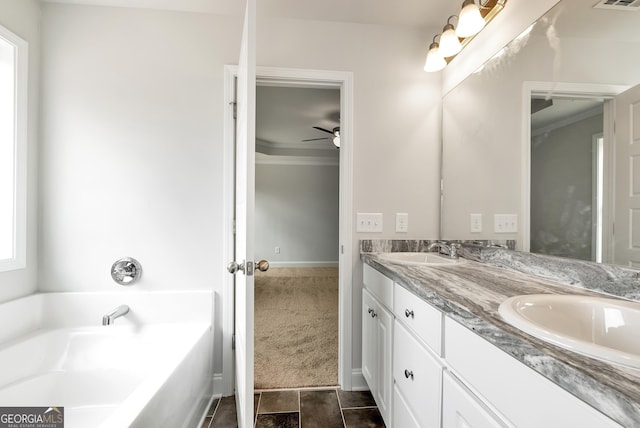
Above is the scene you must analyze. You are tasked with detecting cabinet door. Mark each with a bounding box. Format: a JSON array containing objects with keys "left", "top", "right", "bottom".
[
  {"left": 442, "top": 371, "right": 504, "bottom": 428},
  {"left": 375, "top": 301, "right": 393, "bottom": 425},
  {"left": 362, "top": 288, "right": 393, "bottom": 426},
  {"left": 362, "top": 288, "right": 378, "bottom": 394}
]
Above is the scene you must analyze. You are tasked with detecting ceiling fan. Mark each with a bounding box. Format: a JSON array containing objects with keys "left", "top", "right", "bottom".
[{"left": 303, "top": 126, "right": 341, "bottom": 148}]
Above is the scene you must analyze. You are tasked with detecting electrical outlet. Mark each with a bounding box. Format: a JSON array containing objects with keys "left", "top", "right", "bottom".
[
  {"left": 356, "top": 213, "right": 383, "bottom": 233},
  {"left": 274, "top": 246, "right": 280, "bottom": 254},
  {"left": 395, "top": 213, "right": 408, "bottom": 233},
  {"left": 470, "top": 213, "right": 482, "bottom": 233}
]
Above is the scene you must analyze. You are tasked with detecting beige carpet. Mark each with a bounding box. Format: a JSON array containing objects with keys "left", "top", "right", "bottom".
[{"left": 254, "top": 267, "right": 339, "bottom": 389}]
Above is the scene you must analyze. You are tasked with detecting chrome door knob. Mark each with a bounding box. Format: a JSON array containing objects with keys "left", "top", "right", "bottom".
[{"left": 227, "top": 261, "right": 245, "bottom": 274}]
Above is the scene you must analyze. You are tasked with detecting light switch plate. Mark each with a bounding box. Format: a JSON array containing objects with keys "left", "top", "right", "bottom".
[
  {"left": 494, "top": 214, "right": 518, "bottom": 233},
  {"left": 470, "top": 213, "right": 482, "bottom": 233},
  {"left": 357, "top": 213, "right": 383, "bottom": 233},
  {"left": 395, "top": 213, "right": 408, "bottom": 233}
]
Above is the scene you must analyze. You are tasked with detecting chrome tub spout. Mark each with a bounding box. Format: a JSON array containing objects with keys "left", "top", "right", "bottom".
[{"left": 102, "top": 305, "right": 130, "bottom": 326}]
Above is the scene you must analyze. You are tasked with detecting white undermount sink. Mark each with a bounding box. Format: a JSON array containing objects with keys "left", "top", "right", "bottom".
[
  {"left": 377, "top": 252, "right": 464, "bottom": 266},
  {"left": 499, "top": 294, "right": 640, "bottom": 369}
]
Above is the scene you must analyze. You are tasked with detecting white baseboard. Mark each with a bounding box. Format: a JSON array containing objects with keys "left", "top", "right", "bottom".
[
  {"left": 268, "top": 261, "right": 339, "bottom": 268},
  {"left": 350, "top": 369, "right": 369, "bottom": 391}
]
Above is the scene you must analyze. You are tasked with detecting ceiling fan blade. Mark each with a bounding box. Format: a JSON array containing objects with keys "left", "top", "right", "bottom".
[
  {"left": 312, "top": 126, "right": 334, "bottom": 134},
  {"left": 302, "top": 137, "right": 329, "bottom": 142}
]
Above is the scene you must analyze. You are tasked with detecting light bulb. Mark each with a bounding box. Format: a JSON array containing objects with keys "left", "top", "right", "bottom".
[
  {"left": 456, "top": 0, "right": 485, "bottom": 38},
  {"left": 424, "top": 42, "right": 446, "bottom": 72},
  {"left": 439, "top": 24, "right": 462, "bottom": 57}
]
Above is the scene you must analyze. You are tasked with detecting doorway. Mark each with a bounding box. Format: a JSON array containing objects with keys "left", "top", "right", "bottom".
[
  {"left": 222, "top": 66, "right": 354, "bottom": 396},
  {"left": 254, "top": 84, "right": 340, "bottom": 389}
]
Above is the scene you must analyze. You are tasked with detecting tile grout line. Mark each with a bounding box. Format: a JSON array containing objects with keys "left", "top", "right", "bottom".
[
  {"left": 254, "top": 392, "right": 261, "bottom": 428},
  {"left": 341, "top": 405, "right": 379, "bottom": 410},
  {"left": 335, "top": 389, "right": 347, "bottom": 428},
  {"left": 208, "top": 397, "right": 222, "bottom": 428}
]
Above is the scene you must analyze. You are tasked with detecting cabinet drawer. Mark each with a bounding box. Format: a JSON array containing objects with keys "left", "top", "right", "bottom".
[
  {"left": 394, "top": 283, "right": 442, "bottom": 355},
  {"left": 445, "top": 317, "right": 622, "bottom": 428},
  {"left": 442, "top": 371, "right": 504, "bottom": 428},
  {"left": 363, "top": 264, "right": 393, "bottom": 309},
  {"left": 393, "top": 320, "right": 442, "bottom": 428}
]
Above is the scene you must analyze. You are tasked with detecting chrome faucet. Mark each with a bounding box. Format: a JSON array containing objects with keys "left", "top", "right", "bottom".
[
  {"left": 428, "top": 242, "right": 460, "bottom": 259},
  {"left": 102, "top": 305, "right": 130, "bottom": 326}
]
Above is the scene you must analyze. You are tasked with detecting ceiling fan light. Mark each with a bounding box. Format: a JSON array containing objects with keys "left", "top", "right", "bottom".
[
  {"left": 424, "top": 42, "right": 446, "bottom": 72},
  {"left": 439, "top": 24, "right": 462, "bottom": 57},
  {"left": 456, "top": 0, "right": 485, "bottom": 38},
  {"left": 333, "top": 130, "right": 340, "bottom": 148}
]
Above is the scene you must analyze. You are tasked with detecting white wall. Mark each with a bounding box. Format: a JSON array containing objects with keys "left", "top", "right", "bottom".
[
  {"left": 0, "top": 0, "right": 40, "bottom": 303},
  {"left": 39, "top": 4, "right": 443, "bottom": 383},
  {"left": 255, "top": 163, "right": 339, "bottom": 266}
]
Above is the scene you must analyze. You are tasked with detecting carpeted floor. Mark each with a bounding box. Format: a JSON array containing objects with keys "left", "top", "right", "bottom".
[{"left": 254, "top": 267, "right": 339, "bottom": 390}]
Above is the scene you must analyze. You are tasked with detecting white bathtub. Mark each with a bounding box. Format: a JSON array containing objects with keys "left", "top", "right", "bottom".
[{"left": 0, "top": 291, "right": 214, "bottom": 428}]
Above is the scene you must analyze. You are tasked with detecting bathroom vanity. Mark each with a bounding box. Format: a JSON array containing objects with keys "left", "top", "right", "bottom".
[{"left": 361, "top": 249, "right": 640, "bottom": 428}]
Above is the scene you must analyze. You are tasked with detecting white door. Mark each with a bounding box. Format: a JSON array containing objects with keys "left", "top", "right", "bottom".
[
  {"left": 614, "top": 83, "right": 640, "bottom": 267},
  {"left": 230, "top": 1, "right": 256, "bottom": 427}
]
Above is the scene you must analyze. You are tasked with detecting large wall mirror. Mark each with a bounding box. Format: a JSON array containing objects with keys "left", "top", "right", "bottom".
[{"left": 442, "top": 0, "right": 640, "bottom": 267}]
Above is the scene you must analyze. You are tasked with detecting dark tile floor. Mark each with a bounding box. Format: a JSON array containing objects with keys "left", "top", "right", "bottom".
[{"left": 202, "top": 388, "right": 385, "bottom": 428}]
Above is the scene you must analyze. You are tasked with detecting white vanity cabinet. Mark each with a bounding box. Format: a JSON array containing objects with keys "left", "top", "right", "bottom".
[
  {"left": 362, "top": 261, "right": 625, "bottom": 428},
  {"left": 362, "top": 265, "right": 393, "bottom": 426}
]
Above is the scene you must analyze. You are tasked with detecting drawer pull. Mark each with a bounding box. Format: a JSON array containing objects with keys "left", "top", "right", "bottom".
[
  {"left": 368, "top": 308, "right": 377, "bottom": 318},
  {"left": 405, "top": 309, "right": 414, "bottom": 318},
  {"left": 404, "top": 369, "right": 414, "bottom": 380}
]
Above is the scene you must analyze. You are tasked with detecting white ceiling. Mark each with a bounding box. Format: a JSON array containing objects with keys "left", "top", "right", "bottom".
[
  {"left": 40, "top": 0, "right": 451, "bottom": 28},
  {"left": 256, "top": 86, "right": 340, "bottom": 157}
]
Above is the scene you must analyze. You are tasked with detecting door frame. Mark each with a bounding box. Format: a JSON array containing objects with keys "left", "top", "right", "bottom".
[
  {"left": 521, "top": 81, "right": 629, "bottom": 257},
  {"left": 222, "top": 65, "right": 354, "bottom": 395}
]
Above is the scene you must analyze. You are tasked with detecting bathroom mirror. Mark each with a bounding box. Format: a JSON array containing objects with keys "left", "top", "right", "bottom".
[{"left": 441, "top": 0, "right": 640, "bottom": 266}]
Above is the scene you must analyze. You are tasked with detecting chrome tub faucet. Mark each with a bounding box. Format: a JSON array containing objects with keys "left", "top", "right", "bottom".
[{"left": 102, "top": 304, "right": 130, "bottom": 325}]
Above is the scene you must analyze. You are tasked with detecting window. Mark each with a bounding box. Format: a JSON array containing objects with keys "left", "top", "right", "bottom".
[{"left": 0, "top": 25, "right": 27, "bottom": 272}]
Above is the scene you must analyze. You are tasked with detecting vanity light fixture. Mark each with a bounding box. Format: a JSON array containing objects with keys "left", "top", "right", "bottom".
[
  {"left": 438, "top": 16, "right": 463, "bottom": 57},
  {"left": 424, "top": 35, "right": 447, "bottom": 72},
  {"left": 423, "top": 0, "right": 507, "bottom": 73}
]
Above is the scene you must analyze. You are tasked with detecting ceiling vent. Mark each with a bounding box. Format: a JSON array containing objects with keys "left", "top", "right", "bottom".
[{"left": 593, "top": 0, "right": 640, "bottom": 10}]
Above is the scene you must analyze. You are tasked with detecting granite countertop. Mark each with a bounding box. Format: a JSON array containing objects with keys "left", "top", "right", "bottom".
[{"left": 362, "top": 252, "right": 640, "bottom": 427}]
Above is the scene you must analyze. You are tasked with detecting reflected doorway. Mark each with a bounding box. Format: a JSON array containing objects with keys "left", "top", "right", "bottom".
[{"left": 530, "top": 95, "right": 606, "bottom": 262}]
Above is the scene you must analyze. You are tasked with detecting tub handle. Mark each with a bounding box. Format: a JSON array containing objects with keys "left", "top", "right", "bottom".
[{"left": 111, "top": 257, "right": 142, "bottom": 285}]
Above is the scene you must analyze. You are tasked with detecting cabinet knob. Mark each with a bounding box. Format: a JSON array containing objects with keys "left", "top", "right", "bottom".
[
  {"left": 367, "top": 308, "right": 377, "bottom": 318},
  {"left": 405, "top": 309, "right": 414, "bottom": 318},
  {"left": 404, "top": 369, "right": 414, "bottom": 380}
]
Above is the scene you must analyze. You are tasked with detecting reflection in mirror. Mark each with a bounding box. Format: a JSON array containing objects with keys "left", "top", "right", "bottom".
[
  {"left": 530, "top": 96, "right": 604, "bottom": 262},
  {"left": 441, "top": 0, "right": 640, "bottom": 267}
]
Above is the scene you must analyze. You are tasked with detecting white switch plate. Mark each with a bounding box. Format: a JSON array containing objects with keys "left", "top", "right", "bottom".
[
  {"left": 395, "top": 213, "right": 408, "bottom": 233},
  {"left": 494, "top": 214, "right": 518, "bottom": 233},
  {"left": 470, "top": 213, "right": 482, "bottom": 233},
  {"left": 357, "top": 213, "right": 383, "bottom": 233}
]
